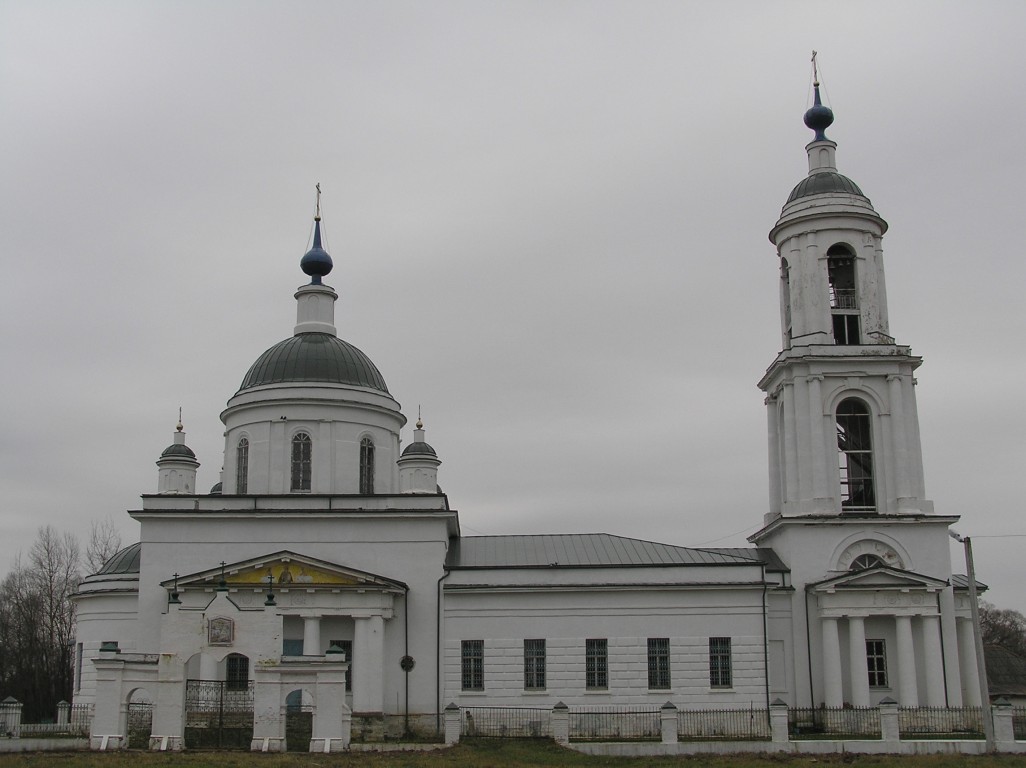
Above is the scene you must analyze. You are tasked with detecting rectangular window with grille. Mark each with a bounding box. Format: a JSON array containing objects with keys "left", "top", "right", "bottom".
[
  {"left": 226, "top": 654, "right": 249, "bottom": 690},
  {"left": 461, "top": 640, "right": 484, "bottom": 691},
  {"left": 330, "top": 639, "right": 353, "bottom": 691},
  {"left": 866, "top": 639, "right": 888, "bottom": 687},
  {"left": 524, "top": 639, "right": 546, "bottom": 690},
  {"left": 709, "top": 637, "right": 732, "bottom": 688},
  {"left": 647, "top": 638, "right": 670, "bottom": 690},
  {"left": 586, "top": 638, "right": 608, "bottom": 690}
]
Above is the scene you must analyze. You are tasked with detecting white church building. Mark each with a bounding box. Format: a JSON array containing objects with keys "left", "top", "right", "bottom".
[{"left": 71, "top": 82, "right": 985, "bottom": 751}]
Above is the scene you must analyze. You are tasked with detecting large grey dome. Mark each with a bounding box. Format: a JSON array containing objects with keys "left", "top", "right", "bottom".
[
  {"left": 238, "top": 333, "right": 390, "bottom": 394},
  {"left": 97, "top": 542, "right": 141, "bottom": 575}
]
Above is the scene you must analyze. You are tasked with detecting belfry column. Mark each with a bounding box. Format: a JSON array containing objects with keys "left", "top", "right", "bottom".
[
  {"left": 766, "top": 395, "right": 781, "bottom": 519},
  {"left": 821, "top": 617, "right": 843, "bottom": 707},
  {"left": 894, "top": 615, "right": 919, "bottom": 707},
  {"left": 847, "top": 616, "right": 869, "bottom": 707},
  {"left": 807, "top": 375, "right": 829, "bottom": 506}
]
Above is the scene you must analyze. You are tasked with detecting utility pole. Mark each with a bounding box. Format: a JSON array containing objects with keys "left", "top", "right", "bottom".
[{"left": 950, "top": 530, "right": 993, "bottom": 750}]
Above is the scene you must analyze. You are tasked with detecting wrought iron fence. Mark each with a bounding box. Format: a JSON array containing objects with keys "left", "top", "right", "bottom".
[
  {"left": 788, "top": 707, "right": 881, "bottom": 739},
  {"left": 898, "top": 706, "right": 984, "bottom": 739},
  {"left": 678, "top": 707, "right": 770, "bottom": 741},
  {"left": 1013, "top": 707, "right": 1026, "bottom": 741},
  {"left": 17, "top": 704, "right": 94, "bottom": 737},
  {"left": 569, "top": 706, "right": 660, "bottom": 741},
  {"left": 127, "top": 703, "right": 153, "bottom": 749},
  {"left": 461, "top": 706, "right": 551, "bottom": 738}
]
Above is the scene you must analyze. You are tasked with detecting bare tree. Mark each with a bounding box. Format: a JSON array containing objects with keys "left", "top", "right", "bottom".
[
  {"left": 980, "top": 601, "right": 1026, "bottom": 658},
  {"left": 85, "top": 515, "right": 123, "bottom": 574}
]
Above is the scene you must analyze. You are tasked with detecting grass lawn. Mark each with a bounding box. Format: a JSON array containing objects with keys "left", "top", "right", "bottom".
[{"left": 1, "top": 741, "right": 1025, "bottom": 768}]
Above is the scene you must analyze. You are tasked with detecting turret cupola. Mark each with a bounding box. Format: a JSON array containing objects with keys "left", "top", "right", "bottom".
[
  {"left": 398, "top": 415, "right": 442, "bottom": 494},
  {"left": 156, "top": 415, "right": 200, "bottom": 494}
]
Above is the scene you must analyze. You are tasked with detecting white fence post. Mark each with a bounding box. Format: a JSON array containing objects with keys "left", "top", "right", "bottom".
[
  {"left": 57, "top": 701, "right": 70, "bottom": 726},
  {"left": 992, "top": 698, "right": 1015, "bottom": 750},
  {"left": 660, "top": 702, "right": 677, "bottom": 744},
  {"left": 551, "top": 702, "right": 570, "bottom": 745},
  {"left": 443, "top": 703, "right": 461, "bottom": 746},
  {"left": 878, "top": 697, "right": 900, "bottom": 743},
  {"left": 769, "top": 698, "right": 789, "bottom": 743},
  {"left": 1, "top": 697, "right": 22, "bottom": 739}
]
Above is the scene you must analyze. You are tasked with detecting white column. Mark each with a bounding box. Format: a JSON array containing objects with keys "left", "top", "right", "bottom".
[
  {"left": 888, "top": 374, "right": 912, "bottom": 504},
  {"left": 847, "top": 616, "right": 869, "bottom": 707},
  {"left": 958, "top": 617, "right": 982, "bottom": 706},
  {"left": 782, "top": 384, "right": 798, "bottom": 514},
  {"left": 303, "top": 616, "right": 322, "bottom": 656},
  {"left": 920, "top": 615, "right": 946, "bottom": 706},
  {"left": 352, "top": 615, "right": 384, "bottom": 714},
  {"left": 766, "top": 396, "right": 781, "bottom": 517},
  {"left": 808, "top": 376, "right": 828, "bottom": 504},
  {"left": 894, "top": 614, "right": 919, "bottom": 707},
  {"left": 821, "top": 617, "right": 843, "bottom": 707}
]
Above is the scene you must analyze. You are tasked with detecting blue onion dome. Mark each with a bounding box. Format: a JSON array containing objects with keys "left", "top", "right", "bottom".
[
  {"left": 300, "top": 218, "right": 333, "bottom": 284},
  {"left": 97, "top": 542, "right": 141, "bottom": 575},
  {"left": 209, "top": 481, "right": 223, "bottom": 495},
  {"left": 161, "top": 442, "right": 196, "bottom": 459},
  {"left": 803, "top": 83, "right": 834, "bottom": 141},
  {"left": 402, "top": 440, "right": 437, "bottom": 457}
]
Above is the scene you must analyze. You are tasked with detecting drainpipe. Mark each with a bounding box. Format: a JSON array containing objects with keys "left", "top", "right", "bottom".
[
  {"left": 761, "top": 564, "right": 771, "bottom": 713},
  {"left": 435, "top": 568, "right": 450, "bottom": 734},
  {"left": 404, "top": 585, "right": 410, "bottom": 735},
  {"left": 804, "top": 587, "right": 815, "bottom": 707}
]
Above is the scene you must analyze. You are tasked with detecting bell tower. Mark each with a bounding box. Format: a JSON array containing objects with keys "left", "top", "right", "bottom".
[{"left": 759, "top": 73, "right": 933, "bottom": 523}]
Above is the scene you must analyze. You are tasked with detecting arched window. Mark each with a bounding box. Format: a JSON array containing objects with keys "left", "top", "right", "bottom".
[
  {"left": 291, "top": 432, "right": 312, "bottom": 492},
  {"left": 827, "top": 244, "right": 859, "bottom": 345},
  {"left": 236, "top": 438, "right": 249, "bottom": 494},
  {"left": 836, "top": 398, "right": 875, "bottom": 512},
  {"left": 850, "top": 554, "right": 884, "bottom": 571},
  {"left": 360, "top": 437, "right": 375, "bottom": 494}
]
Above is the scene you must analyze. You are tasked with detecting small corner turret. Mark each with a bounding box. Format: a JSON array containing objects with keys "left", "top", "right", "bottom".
[
  {"left": 156, "top": 413, "right": 200, "bottom": 494},
  {"left": 398, "top": 413, "right": 442, "bottom": 494}
]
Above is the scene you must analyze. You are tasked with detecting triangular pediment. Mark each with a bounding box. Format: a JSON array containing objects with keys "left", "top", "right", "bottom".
[
  {"left": 160, "top": 551, "right": 407, "bottom": 593},
  {"left": 809, "top": 565, "right": 947, "bottom": 594}
]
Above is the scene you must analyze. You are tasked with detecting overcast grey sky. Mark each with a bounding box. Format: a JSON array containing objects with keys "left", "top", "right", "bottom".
[{"left": 2, "top": 1, "right": 1024, "bottom": 613}]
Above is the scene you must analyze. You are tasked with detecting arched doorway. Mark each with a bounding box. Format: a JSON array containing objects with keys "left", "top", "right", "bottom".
[
  {"left": 126, "top": 688, "right": 152, "bottom": 749},
  {"left": 285, "top": 688, "right": 314, "bottom": 752}
]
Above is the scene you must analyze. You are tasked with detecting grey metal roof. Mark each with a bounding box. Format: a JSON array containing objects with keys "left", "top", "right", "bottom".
[
  {"left": 951, "top": 573, "right": 989, "bottom": 591},
  {"left": 786, "top": 171, "right": 865, "bottom": 204},
  {"left": 96, "top": 542, "right": 141, "bottom": 576},
  {"left": 446, "top": 534, "right": 779, "bottom": 569},
  {"left": 700, "top": 547, "right": 790, "bottom": 573},
  {"left": 238, "top": 333, "right": 389, "bottom": 394}
]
